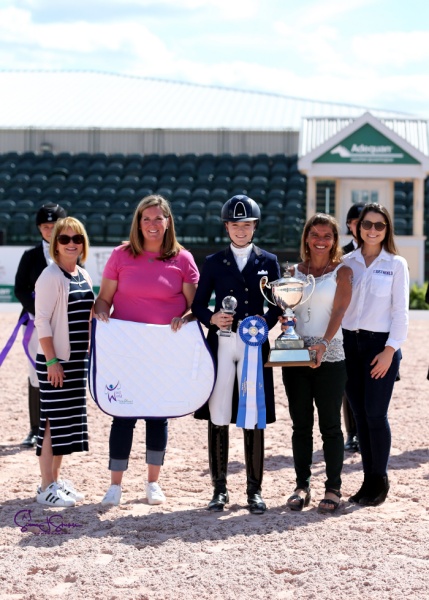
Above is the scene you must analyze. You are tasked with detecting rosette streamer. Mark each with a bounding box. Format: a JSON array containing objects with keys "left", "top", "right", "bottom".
[{"left": 237, "top": 316, "right": 268, "bottom": 429}]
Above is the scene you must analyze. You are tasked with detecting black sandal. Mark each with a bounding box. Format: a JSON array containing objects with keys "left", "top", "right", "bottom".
[
  {"left": 286, "top": 488, "right": 311, "bottom": 511},
  {"left": 317, "top": 488, "right": 342, "bottom": 514}
]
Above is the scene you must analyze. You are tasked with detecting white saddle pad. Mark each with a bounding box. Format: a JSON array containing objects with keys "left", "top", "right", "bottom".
[{"left": 89, "top": 318, "right": 215, "bottom": 418}]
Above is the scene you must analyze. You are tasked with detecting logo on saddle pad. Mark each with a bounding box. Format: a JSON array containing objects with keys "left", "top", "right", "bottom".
[{"left": 105, "top": 382, "right": 132, "bottom": 404}]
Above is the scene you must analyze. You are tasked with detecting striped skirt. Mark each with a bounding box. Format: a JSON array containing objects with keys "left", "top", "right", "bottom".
[{"left": 35, "top": 351, "right": 89, "bottom": 456}]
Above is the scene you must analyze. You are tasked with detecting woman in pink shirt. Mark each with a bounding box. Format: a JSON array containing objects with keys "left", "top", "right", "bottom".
[{"left": 95, "top": 195, "right": 199, "bottom": 507}]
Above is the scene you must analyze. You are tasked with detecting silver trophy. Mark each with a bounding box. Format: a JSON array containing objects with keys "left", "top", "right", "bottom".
[
  {"left": 219, "top": 296, "right": 237, "bottom": 337},
  {"left": 260, "top": 265, "right": 315, "bottom": 365}
]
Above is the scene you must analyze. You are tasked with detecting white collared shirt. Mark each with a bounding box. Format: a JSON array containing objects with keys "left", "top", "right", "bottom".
[
  {"left": 42, "top": 239, "right": 54, "bottom": 266},
  {"left": 230, "top": 243, "right": 253, "bottom": 272},
  {"left": 342, "top": 247, "right": 409, "bottom": 351}
]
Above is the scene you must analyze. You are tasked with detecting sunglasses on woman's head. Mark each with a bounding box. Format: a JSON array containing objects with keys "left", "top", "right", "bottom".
[
  {"left": 361, "top": 220, "right": 387, "bottom": 232},
  {"left": 57, "top": 234, "right": 85, "bottom": 245}
]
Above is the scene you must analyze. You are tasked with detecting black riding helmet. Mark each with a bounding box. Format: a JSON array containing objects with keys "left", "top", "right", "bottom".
[
  {"left": 36, "top": 203, "right": 67, "bottom": 226},
  {"left": 221, "top": 195, "right": 261, "bottom": 226}
]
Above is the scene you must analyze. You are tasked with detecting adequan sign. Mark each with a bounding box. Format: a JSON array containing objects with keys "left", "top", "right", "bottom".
[{"left": 314, "top": 123, "right": 420, "bottom": 165}]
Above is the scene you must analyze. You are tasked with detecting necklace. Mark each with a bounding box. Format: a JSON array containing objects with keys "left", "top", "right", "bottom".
[
  {"left": 307, "top": 259, "right": 331, "bottom": 278},
  {"left": 304, "top": 260, "right": 331, "bottom": 323},
  {"left": 59, "top": 263, "right": 82, "bottom": 286},
  {"left": 70, "top": 271, "right": 83, "bottom": 286}
]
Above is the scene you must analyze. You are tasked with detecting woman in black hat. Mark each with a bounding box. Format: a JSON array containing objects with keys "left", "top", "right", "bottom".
[{"left": 14, "top": 203, "right": 67, "bottom": 447}]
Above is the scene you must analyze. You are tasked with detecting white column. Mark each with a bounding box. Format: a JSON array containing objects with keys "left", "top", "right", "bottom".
[{"left": 306, "top": 176, "right": 316, "bottom": 219}]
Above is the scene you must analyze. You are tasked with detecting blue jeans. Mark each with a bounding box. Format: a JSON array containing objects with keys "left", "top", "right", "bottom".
[
  {"left": 343, "top": 329, "right": 401, "bottom": 477},
  {"left": 108, "top": 417, "right": 168, "bottom": 471}
]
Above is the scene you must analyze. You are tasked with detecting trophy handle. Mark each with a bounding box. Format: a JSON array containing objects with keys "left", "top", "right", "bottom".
[
  {"left": 260, "top": 276, "right": 277, "bottom": 306},
  {"left": 299, "top": 274, "right": 316, "bottom": 306}
]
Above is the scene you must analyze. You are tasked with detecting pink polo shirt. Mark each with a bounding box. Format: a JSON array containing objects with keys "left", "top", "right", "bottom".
[{"left": 103, "top": 245, "right": 199, "bottom": 325}]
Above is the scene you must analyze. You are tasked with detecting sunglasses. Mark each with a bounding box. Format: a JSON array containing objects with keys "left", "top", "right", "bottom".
[
  {"left": 57, "top": 234, "right": 85, "bottom": 245},
  {"left": 361, "top": 220, "right": 387, "bottom": 232}
]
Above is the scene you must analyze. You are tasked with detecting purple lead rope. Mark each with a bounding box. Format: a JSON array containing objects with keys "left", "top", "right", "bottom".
[{"left": 0, "top": 313, "right": 36, "bottom": 368}]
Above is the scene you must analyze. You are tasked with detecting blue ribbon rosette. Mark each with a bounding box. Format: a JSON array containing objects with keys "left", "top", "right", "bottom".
[{"left": 237, "top": 316, "right": 269, "bottom": 429}]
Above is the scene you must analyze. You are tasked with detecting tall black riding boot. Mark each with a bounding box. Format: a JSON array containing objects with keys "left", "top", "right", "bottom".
[
  {"left": 244, "top": 428, "right": 266, "bottom": 514},
  {"left": 207, "top": 422, "right": 229, "bottom": 511},
  {"left": 22, "top": 380, "right": 40, "bottom": 447}
]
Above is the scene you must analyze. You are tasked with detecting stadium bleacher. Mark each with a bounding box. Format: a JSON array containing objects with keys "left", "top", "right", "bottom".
[
  {"left": 0, "top": 151, "right": 308, "bottom": 248},
  {"left": 0, "top": 151, "right": 424, "bottom": 250}
]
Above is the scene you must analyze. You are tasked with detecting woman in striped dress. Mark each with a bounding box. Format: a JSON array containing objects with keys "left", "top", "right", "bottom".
[{"left": 34, "top": 217, "right": 94, "bottom": 507}]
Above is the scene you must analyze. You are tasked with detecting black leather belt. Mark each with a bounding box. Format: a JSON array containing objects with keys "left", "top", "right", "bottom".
[{"left": 343, "top": 329, "right": 388, "bottom": 339}]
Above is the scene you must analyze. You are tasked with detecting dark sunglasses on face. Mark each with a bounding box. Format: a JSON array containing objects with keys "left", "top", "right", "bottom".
[
  {"left": 361, "top": 219, "right": 387, "bottom": 232},
  {"left": 57, "top": 234, "right": 85, "bottom": 245}
]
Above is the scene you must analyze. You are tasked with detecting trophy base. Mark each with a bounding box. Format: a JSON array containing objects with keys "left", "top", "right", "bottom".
[
  {"left": 218, "top": 330, "right": 232, "bottom": 337},
  {"left": 274, "top": 338, "right": 304, "bottom": 349},
  {"left": 265, "top": 348, "right": 316, "bottom": 367}
]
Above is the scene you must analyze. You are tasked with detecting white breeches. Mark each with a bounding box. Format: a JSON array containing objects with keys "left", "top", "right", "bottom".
[
  {"left": 23, "top": 324, "right": 39, "bottom": 388},
  {"left": 209, "top": 333, "right": 246, "bottom": 426}
]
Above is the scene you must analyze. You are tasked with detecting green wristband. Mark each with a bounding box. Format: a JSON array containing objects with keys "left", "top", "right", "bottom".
[{"left": 46, "top": 358, "right": 59, "bottom": 367}]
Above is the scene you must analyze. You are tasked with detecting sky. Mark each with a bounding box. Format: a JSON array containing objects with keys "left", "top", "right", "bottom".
[{"left": 1, "top": 0, "right": 429, "bottom": 117}]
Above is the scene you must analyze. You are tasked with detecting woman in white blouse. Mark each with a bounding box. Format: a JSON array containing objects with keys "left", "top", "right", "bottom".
[{"left": 342, "top": 203, "right": 409, "bottom": 507}]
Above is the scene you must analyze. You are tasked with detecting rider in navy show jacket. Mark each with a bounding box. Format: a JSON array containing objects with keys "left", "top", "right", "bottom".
[
  {"left": 193, "top": 244, "right": 281, "bottom": 423},
  {"left": 192, "top": 195, "right": 282, "bottom": 515}
]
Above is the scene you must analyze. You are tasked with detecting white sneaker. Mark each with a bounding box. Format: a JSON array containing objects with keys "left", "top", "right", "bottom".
[
  {"left": 101, "top": 484, "right": 122, "bottom": 506},
  {"left": 57, "top": 479, "right": 85, "bottom": 502},
  {"left": 36, "top": 483, "right": 76, "bottom": 507},
  {"left": 146, "top": 482, "right": 166, "bottom": 505}
]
